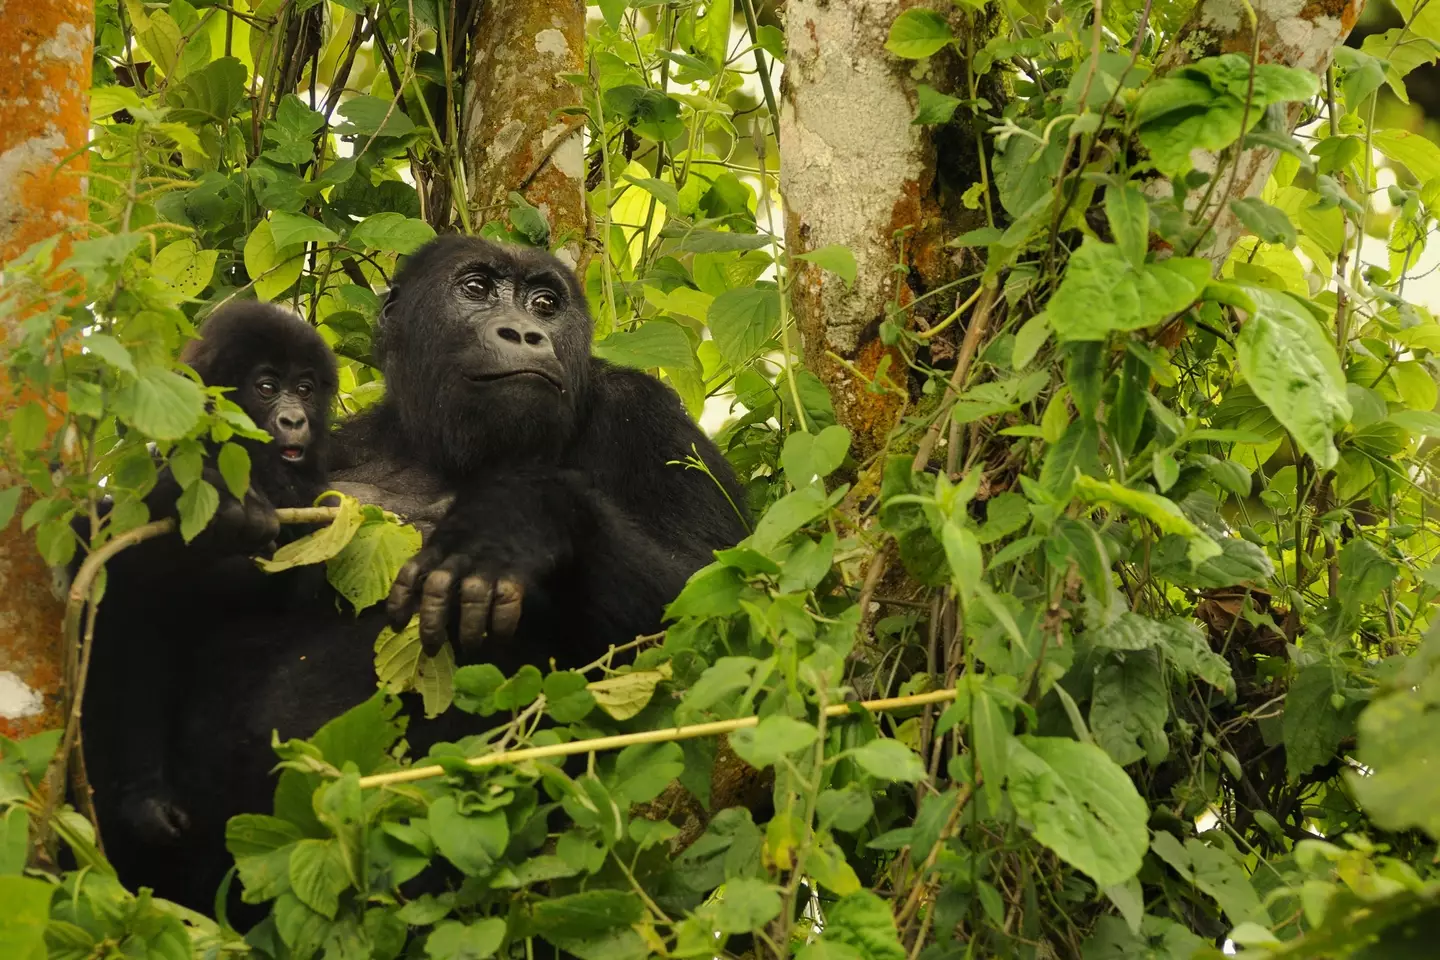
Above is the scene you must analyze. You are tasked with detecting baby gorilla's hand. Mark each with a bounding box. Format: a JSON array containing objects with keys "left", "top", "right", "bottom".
[{"left": 193, "top": 468, "right": 280, "bottom": 555}]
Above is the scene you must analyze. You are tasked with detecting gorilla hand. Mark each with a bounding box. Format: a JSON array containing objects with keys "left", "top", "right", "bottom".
[
  {"left": 385, "top": 473, "right": 585, "bottom": 655},
  {"left": 190, "top": 467, "right": 281, "bottom": 555}
]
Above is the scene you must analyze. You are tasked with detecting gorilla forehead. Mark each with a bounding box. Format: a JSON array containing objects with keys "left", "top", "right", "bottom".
[
  {"left": 184, "top": 303, "right": 338, "bottom": 389},
  {"left": 392, "top": 236, "right": 585, "bottom": 303}
]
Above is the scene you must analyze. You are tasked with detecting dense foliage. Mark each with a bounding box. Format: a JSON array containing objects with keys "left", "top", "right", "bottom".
[{"left": 4, "top": 0, "right": 1440, "bottom": 957}]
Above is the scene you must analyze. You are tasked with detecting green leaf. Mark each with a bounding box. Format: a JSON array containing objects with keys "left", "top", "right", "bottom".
[
  {"left": 0, "top": 876, "right": 55, "bottom": 958},
  {"left": 604, "top": 85, "right": 684, "bottom": 141},
  {"left": 749, "top": 485, "right": 831, "bottom": 553},
  {"left": 429, "top": 796, "right": 509, "bottom": 875},
  {"left": 795, "top": 244, "right": 858, "bottom": 285},
  {"left": 781, "top": 425, "right": 851, "bottom": 485},
  {"left": 1041, "top": 418, "right": 1102, "bottom": 497},
  {"left": 243, "top": 221, "right": 304, "bottom": 301},
  {"left": 852, "top": 738, "right": 926, "bottom": 783},
  {"left": 217, "top": 442, "right": 251, "bottom": 500},
  {"left": 152, "top": 240, "right": 219, "bottom": 300},
  {"left": 708, "top": 286, "right": 781, "bottom": 369},
  {"left": 977, "top": 492, "right": 1030, "bottom": 544},
  {"left": 912, "top": 84, "right": 962, "bottom": 125},
  {"left": 113, "top": 367, "right": 206, "bottom": 441},
  {"left": 594, "top": 321, "right": 695, "bottom": 371},
  {"left": 375, "top": 619, "right": 456, "bottom": 718},
  {"left": 587, "top": 664, "right": 672, "bottom": 721},
  {"left": 257, "top": 494, "right": 364, "bottom": 572},
  {"left": 822, "top": 890, "right": 906, "bottom": 960},
  {"left": 288, "top": 838, "right": 349, "bottom": 919},
  {"left": 327, "top": 514, "right": 423, "bottom": 612},
  {"left": 622, "top": 175, "right": 680, "bottom": 211},
  {"left": 611, "top": 740, "right": 685, "bottom": 804},
  {"left": 1337, "top": 538, "right": 1399, "bottom": 614},
  {"left": 1090, "top": 650, "right": 1168, "bottom": 766},
  {"left": 1373, "top": 128, "right": 1440, "bottom": 181},
  {"left": 0, "top": 807, "right": 29, "bottom": 875},
  {"left": 177, "top": 478, "right": 219, "bottom": 543},
  {"left": 1050, "top": 240, "right": 1209, "bottom": 341},
  {"left": 530, "top": 890, "right": 645, "bottom": 939},
  {"left": 1006, "top": 736, "right": 1149, "bottom": 888},
  {"left": 729, "top": 716, "right": 819, "bottom": 768},
  {"left": 1283, "top": 663, "right": 1350, "bottom": 779},
  {"left": 335, "top": 94, "right": 417, "bottom": 137},
  {"left": 1155, "top": 617, "right": 1234, "bottom": 696},
  {"left": 1235, "top": 287, "right": 1351, "bottom": 469},
  {"left": 1230, "top": 197, "right": 1298, "bottom": 247},
  {"left": 0, "top": 487, "right": 21, "bottom": 532},
  {"left": 426, "top": 918, "right": 507, "bottom": 960},
  {"left": 714, "top": 877, "right": 783, "bottom": 934},
  {"left": 351, "top": 213, "right": 438, "bottom": 255},
  {"left": 885, "top": 9, "right": 953, "bottom": 60},
  {"left": 268, "top": 211, "right": 339, "bottom": 248},
  {"left": 544, "top": 671, "right": 595, "bottom": 723},
  {"left": 9, "top": 404, "right": 46, "bottom": 452},
  {"left": 494, "top": 664, "right": 544, "bottom": 711},
  {"left": 1104, "top": 184, "right": 1150, "bottom": 267},
  {"left": 1010, "top": 311, "right": 1051, "bottom": 370},
  {"left": 1149, "top": 833, "right": 1268, "bottom": 926},
  {"left": 1074, "top": 475, "right": 1220, "bottom": 564}
]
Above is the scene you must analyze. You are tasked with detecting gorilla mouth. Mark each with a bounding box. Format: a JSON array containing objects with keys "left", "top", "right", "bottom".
[
  {"left": 467, "top": 370, "right": 564, "bottom": 391},
  {"left": 280, "top": 446, "right": 306, "bottom": 463}
]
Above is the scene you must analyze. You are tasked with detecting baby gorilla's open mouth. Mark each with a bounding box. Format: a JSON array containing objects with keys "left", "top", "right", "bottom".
[{"left": 280, "top": 446, "right": 306, "bottom": 462}]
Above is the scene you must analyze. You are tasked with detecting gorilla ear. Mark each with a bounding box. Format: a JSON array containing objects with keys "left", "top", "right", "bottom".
[{"left": 374, "top": 286, "right": 401, "bottom": 362}]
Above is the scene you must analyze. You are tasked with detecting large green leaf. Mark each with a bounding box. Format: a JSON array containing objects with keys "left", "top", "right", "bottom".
[
  {"left": 112, "top": 366, "right": 206, "bottom": 441},
  {"left": 326, "top": 509, "right": 423, "bottom": 612},
  {"left": 708, "top": 286, "right": 781, "bottom": 369},
  {"left": 1235, "top": 287, "right": 1351, "bottom": 469},
  {"left": 1074, "top": 476, "right": 1220, "bottom": 564},
  {"left": 1049, "top": 239, "right": 1210, "bottom": 341},
  {"left": 1149, "top": 833, "right": 1268, "bottom": 926},
  {"left": 1090, "top": 650, "right": 1168, "bottom": 766},
  {"left": 1006, "top": 736, "right": 1149, "bottom": 888}
]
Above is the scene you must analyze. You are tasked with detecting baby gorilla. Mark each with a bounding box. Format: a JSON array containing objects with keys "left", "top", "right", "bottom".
[{"left": 79, "top": 302, "right": 337, "bottom": 885}]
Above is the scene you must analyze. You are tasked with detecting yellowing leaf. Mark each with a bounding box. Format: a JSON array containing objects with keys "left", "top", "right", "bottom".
[
  {"left": 587, "top": 662, "right": 673, "bottom": 720},
  {"left": 256, "top": 494, "right": 363, "bottom": 572}
]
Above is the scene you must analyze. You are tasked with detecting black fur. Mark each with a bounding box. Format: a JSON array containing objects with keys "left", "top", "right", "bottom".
[
  {"left": 79, "top": 302, "right": 337, "bottom": 891},
  {"left": 99, "top": 237, "right": 748, "bottom": 917}
]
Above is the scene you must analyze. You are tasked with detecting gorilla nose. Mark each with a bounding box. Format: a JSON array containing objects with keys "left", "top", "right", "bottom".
[
  {"left": 492, "top": 318, "right": 551, "bottom": 352},
  {"left": 277, "top": 411, "right": 306, "bottom": 431}
]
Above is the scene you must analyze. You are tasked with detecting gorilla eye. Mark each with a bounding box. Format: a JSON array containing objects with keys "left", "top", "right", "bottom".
[
  {"left": 296, "top": 380, "right": 314, "bottom": 399},
  {"left": 256, "top": 378, "right": 279, "bottom": 399},
  {"left": 529, "top": 291, "right": 560, "bottom": 317},
  {"left": 460, "top": 274, "right": 493, "bottom": 298}
]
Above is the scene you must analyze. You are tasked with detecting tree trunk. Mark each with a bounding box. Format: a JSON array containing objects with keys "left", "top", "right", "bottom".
[
  {"left": 0, "top": 0, "right": 91, "bottom": 741},
  {"left": 1168, "top": 0, "right": 1367, "bottom": 260},
  {"left": 780, "top": 1, "right": 982, "bottom": 460},
  {"left": 462, "top": 0, "right": 588, "bottom": 268}
]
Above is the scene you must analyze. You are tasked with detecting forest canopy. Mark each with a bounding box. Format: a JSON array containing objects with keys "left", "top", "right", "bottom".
[{"left": 4, "top": 0, "right": 1440, "bottom": 957}]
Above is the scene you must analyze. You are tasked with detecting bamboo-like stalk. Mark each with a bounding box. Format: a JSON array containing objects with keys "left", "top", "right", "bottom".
[{"left": 357, "top": 688, "right": 961, "bottom": 789}]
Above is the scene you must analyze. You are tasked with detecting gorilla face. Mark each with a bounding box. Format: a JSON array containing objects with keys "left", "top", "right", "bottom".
[
  {"left": 379, "top": 237, "right": 593, "bottom": 477},
  {"left": 183, "top": 303, "right": 337, "bottom": 495}
]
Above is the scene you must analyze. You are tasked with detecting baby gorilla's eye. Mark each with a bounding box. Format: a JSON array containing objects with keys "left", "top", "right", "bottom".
[
  {"left": 295, "top": 381, "right": 313, "bottom": 399},
  {"left": 256, "top": 378, "right": 279, "bottom": 399},
  {"left": 529, "top": 290, "right": 559, "bottom": 317},
  {"left": 460, "top": 274, "right": 493, "bottom": 298}
]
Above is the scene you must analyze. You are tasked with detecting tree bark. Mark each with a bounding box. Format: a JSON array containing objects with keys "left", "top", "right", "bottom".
[
  {"left": 780, "top": 1, "right": 980, "bottom": 460},
  {"left": 1167, "top": 0, "right": 1367, "bottom": 260},
  {"left": 0, "top": 0, "right": 91, "bottom": 741},
  {"left": 462, "top": 0, "right": 588, "bottom": 269}
]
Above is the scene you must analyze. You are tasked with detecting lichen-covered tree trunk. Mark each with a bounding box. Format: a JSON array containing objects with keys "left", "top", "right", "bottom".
[
  {"left": 780, "top": 1, "right": 979, "bottom": 461},
  {"left": 0, "top": 0, "right": 91, "bottom": 740},
  {"left": 462, "top": 0, "right": 587, "bottom": 268},
  {"left": 1169, "top": 0, "right": 1366, "bottom": 260}
]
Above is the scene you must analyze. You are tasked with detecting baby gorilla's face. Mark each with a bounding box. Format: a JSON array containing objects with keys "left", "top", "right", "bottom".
[{"left": 240, "top": 364, "right": 322, "bottom": 468}]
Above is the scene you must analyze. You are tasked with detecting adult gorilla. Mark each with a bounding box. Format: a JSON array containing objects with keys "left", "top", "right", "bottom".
[
  {"left": 155, "top": 236, "right": 748, "bottom": 911},
  {"left": 333, "top": 235, "right": 748, "bottom": 668}
]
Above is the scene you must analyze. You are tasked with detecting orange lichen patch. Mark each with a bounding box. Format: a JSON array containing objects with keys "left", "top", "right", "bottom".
[
  {"left": 1302, "top": 0, "right": 1363, "bottom": 32},
  {"left": 0, "top": 0, "right": 91, "bottom": 740},
  {"left": 828, "top": 337, "right": 907, "bottom": 462}
]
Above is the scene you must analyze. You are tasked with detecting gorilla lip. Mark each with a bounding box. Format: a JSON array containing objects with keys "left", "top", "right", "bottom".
[
  {"left": 280, "top": 445, "right": 306, "bottom": 462},
  {"left": 467, "top": 369, "right": 564, "bottom": 391}
]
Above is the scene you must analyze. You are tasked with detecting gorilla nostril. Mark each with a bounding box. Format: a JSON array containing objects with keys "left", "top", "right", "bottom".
[
  {"left": 524, "top": 331, "right": 545, "bottom": 346},
  {"left": 278, "top": 414, "right": 305, "bottom": 430},
  {"left": 497, "top": 326, "right": 523, "bottom": 344}
]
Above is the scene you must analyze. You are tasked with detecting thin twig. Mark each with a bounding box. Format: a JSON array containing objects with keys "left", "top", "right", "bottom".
[
  {"left": 912, "top": 285, "right": 999, "bottom": 472},
  {"left": 359, "top": 688, "right": 962, "bottom": 789}
]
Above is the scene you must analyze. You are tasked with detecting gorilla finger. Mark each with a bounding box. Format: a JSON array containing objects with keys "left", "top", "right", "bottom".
[
  {"left": 489, "top": 577, "right": 525, "bottom": 641},
  {"left": 457, "top": 575, "right": 494, "bottom": 648},
  {"left": 386, "top": 558, "right": 426, "bottom": 628},
  {"left": 417, "top": 555, "right": 473, "bottom": 654},
  {"left": 243, "top": 498, "right": 280, "bottom": 549}
]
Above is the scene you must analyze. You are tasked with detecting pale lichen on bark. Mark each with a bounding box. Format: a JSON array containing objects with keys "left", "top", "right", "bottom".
[{"left": 463, "top": 0, "right": 587, "bottom": 267}]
